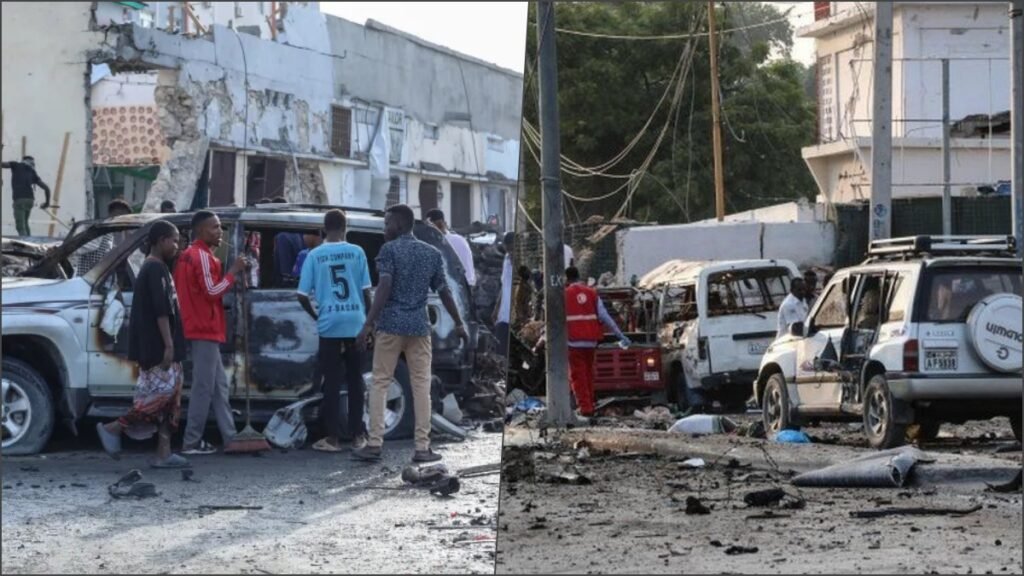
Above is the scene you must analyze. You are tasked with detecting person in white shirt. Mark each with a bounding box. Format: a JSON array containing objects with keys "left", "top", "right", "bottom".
[
  {"left": 425, "top": 209, "right": 476, "bottom": 287},
  {"left": 564, "top": 243, "right": 574, "bottom": 269},
  {"left": 492, "top": 231, "right": 514, "bottom": 358},
  {"left": 777, "top": 278, "right": 810, "bottom": 338}
]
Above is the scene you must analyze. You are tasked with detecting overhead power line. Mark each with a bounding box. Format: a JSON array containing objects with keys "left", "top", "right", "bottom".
[{"left": 553, "top": 8, "right": 801, "bottom": 41}]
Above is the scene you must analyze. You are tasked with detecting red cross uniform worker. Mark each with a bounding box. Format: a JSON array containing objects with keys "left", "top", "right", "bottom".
[{"left": 564, "top": 267, "right": 631, "bottom": 416}]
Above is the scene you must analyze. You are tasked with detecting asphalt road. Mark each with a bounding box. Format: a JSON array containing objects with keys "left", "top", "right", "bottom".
[
  {"left": 495, "top": 414, "right": 1023, "bottom": 575},
  {"left": 1, "top": 428, "right": 503, "bottom": 574}
]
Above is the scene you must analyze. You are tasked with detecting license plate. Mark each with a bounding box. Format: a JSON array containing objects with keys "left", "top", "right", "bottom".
[
  {"left": 644, "top": 371, "right": 660, "bottom": 382},
  {"left": 748, "top": 342, "right": 769, "bottom": 355},
  {"left": 925, "top": 350, "right": 958, "bottom": 371}
]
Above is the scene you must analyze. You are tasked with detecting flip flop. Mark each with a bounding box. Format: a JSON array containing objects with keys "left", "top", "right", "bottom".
[
  {"left": 151, "top": 454, "right": 191, "bottom": 469},
  {"left": 96, "top": 423, "right": 122, "bottom": 460},
  {"left": 312, "top": 438, "right": 343, "bottom": 453}
]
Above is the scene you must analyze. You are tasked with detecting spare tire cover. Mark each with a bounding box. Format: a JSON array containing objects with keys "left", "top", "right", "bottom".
[{"left": 966, "top": 294, "right": 1023, "bottom": 373}]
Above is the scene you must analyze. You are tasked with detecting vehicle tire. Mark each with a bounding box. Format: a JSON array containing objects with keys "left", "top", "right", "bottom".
[
  {"left": 863, "top": 375, "right": 908, "bottom": 450},
  {"left": 762, "top": 373, "right": 796, "bottom": 435},
  {"left": 1011, "top": 413, "right": 1022, "bottom": 443},
  {"left": 359, "top": 359, "right": 415, "bottom": 441},
  {"left": 2, "top": 357, "right": 55, "bottom": 456}
]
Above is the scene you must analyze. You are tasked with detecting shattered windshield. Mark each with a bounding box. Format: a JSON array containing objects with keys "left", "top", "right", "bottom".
[
  {"left": 923, "top": 266, "right": 1022, "bottom": 323},
  {"left": 706, "top": 267, "right": 792, "bottom": 317}
]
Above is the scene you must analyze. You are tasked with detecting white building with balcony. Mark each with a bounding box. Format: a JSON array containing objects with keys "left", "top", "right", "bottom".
[{"left": 801, "top": 1, "right": 1012, "bottom": 204}]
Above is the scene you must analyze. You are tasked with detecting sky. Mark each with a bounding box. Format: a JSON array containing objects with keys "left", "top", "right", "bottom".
[
  {"left": 775, "top": 1, "right": 821, "bottom": 65},
  {"left": 320, "top": 2, "right": 529, "bottom": 73},
  {"left": 320, "top": 3, "right": 816, "bottom": 73}
]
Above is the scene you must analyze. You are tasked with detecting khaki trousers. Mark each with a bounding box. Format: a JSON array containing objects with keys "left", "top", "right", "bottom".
[{"left": 368, "top": 332, "right": 433, "bottom": 450}]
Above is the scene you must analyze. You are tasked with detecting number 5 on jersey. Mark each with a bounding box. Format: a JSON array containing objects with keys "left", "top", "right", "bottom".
[{"left": 330, "top": 264, "right": 350, "bottom": 301}]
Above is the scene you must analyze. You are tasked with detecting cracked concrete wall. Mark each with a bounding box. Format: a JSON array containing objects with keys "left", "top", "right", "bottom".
[
  {"left": 143, "top": 71, "right": 211, "bottom": 212},
  {"left": 1, "top": 2, "right": 103, "bottom": 236},
  {"left": 283, "top": 158, "right": 327, "bottom": 204}
]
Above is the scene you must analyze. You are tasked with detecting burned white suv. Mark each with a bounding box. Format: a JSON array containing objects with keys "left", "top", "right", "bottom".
[{"left": 755, "top": 236, "right": 1022, "bottom": 449}]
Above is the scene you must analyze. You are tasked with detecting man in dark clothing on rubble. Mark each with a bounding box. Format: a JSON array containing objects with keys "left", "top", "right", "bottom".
[{"left": 3, "top": 156, "right": 51, "bottom": 236}]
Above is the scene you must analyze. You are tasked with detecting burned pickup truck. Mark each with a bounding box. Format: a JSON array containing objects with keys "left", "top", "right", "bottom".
[{"left": 1, "top": 205, "right": 481, "bottom": 455}]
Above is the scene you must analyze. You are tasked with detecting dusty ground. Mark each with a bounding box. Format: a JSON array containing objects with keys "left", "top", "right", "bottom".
[
  {"left": 495, "top": 412, "right": 1023, "bottom": 575},
  {"left": 1, "top": 428, "right": 503, "bottom": 574}
]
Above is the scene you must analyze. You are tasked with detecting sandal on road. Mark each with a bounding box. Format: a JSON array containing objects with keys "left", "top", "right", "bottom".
[
  {"left": 312, "top": 438, "right": 343, "bottom": 453},
  {"left": 151, "top": 454, "right": 191, "bottom": 469}
]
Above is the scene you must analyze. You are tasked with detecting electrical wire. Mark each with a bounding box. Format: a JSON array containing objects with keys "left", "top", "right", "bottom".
[{"left": 552, "top": 8, "right": 798, "bottom": 41}]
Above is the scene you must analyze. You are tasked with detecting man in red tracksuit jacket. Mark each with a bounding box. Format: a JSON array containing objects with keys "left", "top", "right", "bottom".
[
  {"left": 174, "top": 211, "right": 247, "bottom": 454},
  {"left": 565, "top": 267, "right": 630, "bottom": 417}
]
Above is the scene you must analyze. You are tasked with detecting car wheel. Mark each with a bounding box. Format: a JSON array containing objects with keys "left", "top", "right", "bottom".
[
  {"left": 863, "top": 375, "right": 908, "bottom": 450},
  {"left": 360, "top": 360, "right": 415, "bottom": 441},
  {"left": 2, "top": 357, "right": 55, "bottom": 456},
  {"left": 1011, "top": 413, "right": 1022, "bottom": 443},
  {"left": 762, "top": 373, "right": 795, "bottom": 435}
]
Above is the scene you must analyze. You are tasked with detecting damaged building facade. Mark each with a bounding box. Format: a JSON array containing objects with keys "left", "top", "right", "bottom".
[{"left": 1, "top": 1, "right": 522, "bottom": 236}]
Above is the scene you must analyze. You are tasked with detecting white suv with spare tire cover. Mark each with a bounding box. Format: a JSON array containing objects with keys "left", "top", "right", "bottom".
[{"left": 755, "top": 236, "right": 1022, "bottom": 449}]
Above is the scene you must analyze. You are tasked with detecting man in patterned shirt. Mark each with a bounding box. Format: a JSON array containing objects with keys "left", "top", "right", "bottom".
[{"left": 353, "top": 204, "right": 468, "bottom": 463}]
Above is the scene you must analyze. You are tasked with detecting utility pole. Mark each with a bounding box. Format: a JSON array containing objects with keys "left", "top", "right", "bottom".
[
  {"left": 941, "top": 58, "right": 952, "bottom": 236},
  {"left": 870, "top": 1, "right": 893, "bottom": 241},
  {"left": 708, "top": 1, "right": 726, "bottom": 222},
  {"left": 537, "top": 0, "right": 572, "bottom": 427},
  {"left": 1011, "top": 0, "right": 1023, "bottom": 254}
]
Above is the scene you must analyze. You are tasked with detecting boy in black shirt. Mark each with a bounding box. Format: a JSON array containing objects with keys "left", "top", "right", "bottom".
[{"left": 96, "top": 220, "right": 189, "bottom": 468}]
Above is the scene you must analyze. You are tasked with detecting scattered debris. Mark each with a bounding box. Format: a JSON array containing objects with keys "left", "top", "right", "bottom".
[
  {"left": 850, "top": 505, "right": 983, "bottom": 519},
  {"left": 197, "top": 505, "right": 263, "bottom": 515},
  {"left": 401, "top": 464, "right": 461, "bottom": 496},
  {"left": 482, "top": 419, "right": 504, "bottom": 433},
  {"left": 792, "top": 447, "right": 935, "bottom": 488},
  {"left": 108, "top": 470, "right": 157, "bottom": 499},
  {"left": 20, "top": 466, "right": 40, "bottom": 472},
  {"left": 181, "top": 469, "right": 198, "bottom": 482},
  {"left": 442, "top": 393, "right": 465, "bottom": 425},
  {"left": 264, "top": 395, "right": 321, "bottom": 449},
  {"left": 684, "top": 496, "right": 711, "bottom": 515},
  {"left": 540, "top": 468, "right": 592, "bottom": 486},
  {"left": 633, "top": 406, "right": 675, "bottom": 428},
  {"left": 773, "top": 430, "right": 812, "bottom": 444},
  {"left": 680, "top": 458, "right": 706, "bottom": 469},
  {"left": 458, "top": 463, "right": 502, "bottom": 479},
  {"left": 668, "top": 415, "right": 737, "bottom": 435},
  {"left": 725, "top": 545, "right": 759, "bottom": 555},
  {"left": 743, "top": 488, "right": 786, "bottom": 507},
  {"left": 985, "top": 470, "right": 1022, "bottom": 493},
  {"left": 745, "top": 511, "right": 791, "bottom": 520},
  {"left": 994, "top": 443, "right": 1022, "bottom": 454}
]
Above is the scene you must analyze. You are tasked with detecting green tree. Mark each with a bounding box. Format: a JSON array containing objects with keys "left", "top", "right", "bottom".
[{"left": 520, "top": 2, "right": 817, "bottom": 227}]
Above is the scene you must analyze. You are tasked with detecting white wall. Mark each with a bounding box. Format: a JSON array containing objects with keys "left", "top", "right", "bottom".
[
  {"left": 617, "top": 222, "right": 836, "bottom": 281},
  {"left": 1, "top": 2, "right": 101, "bottom": 237}
]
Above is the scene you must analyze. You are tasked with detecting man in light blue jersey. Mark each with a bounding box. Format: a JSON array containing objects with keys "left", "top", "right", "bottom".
[{"left": 298, "top": 209, "right": 373, "bottom": 452}]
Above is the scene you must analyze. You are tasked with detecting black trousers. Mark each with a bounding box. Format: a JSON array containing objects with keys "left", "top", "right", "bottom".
[{"left": 319, "top": 337, "right": 365, "bottom": 439}]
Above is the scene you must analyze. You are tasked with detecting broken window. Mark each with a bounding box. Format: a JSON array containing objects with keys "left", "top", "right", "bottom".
[
  {"left": 922, "top": 267, "right": 1022, "bottom": 323},
  {"left": 661, "top": 284, "right": 698, "bottom": 323},
  {"left": 705, "top": 267, "right": 793, "bottom": 317},
  {"left": 330, "top": 106, "right": 352, "bottom": 158},
  {"left": 812, "top": 282, "right": 849, "bottom": 330},
  {"left": 245, "top": 156, "right": 286, "bottom": 204}
]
